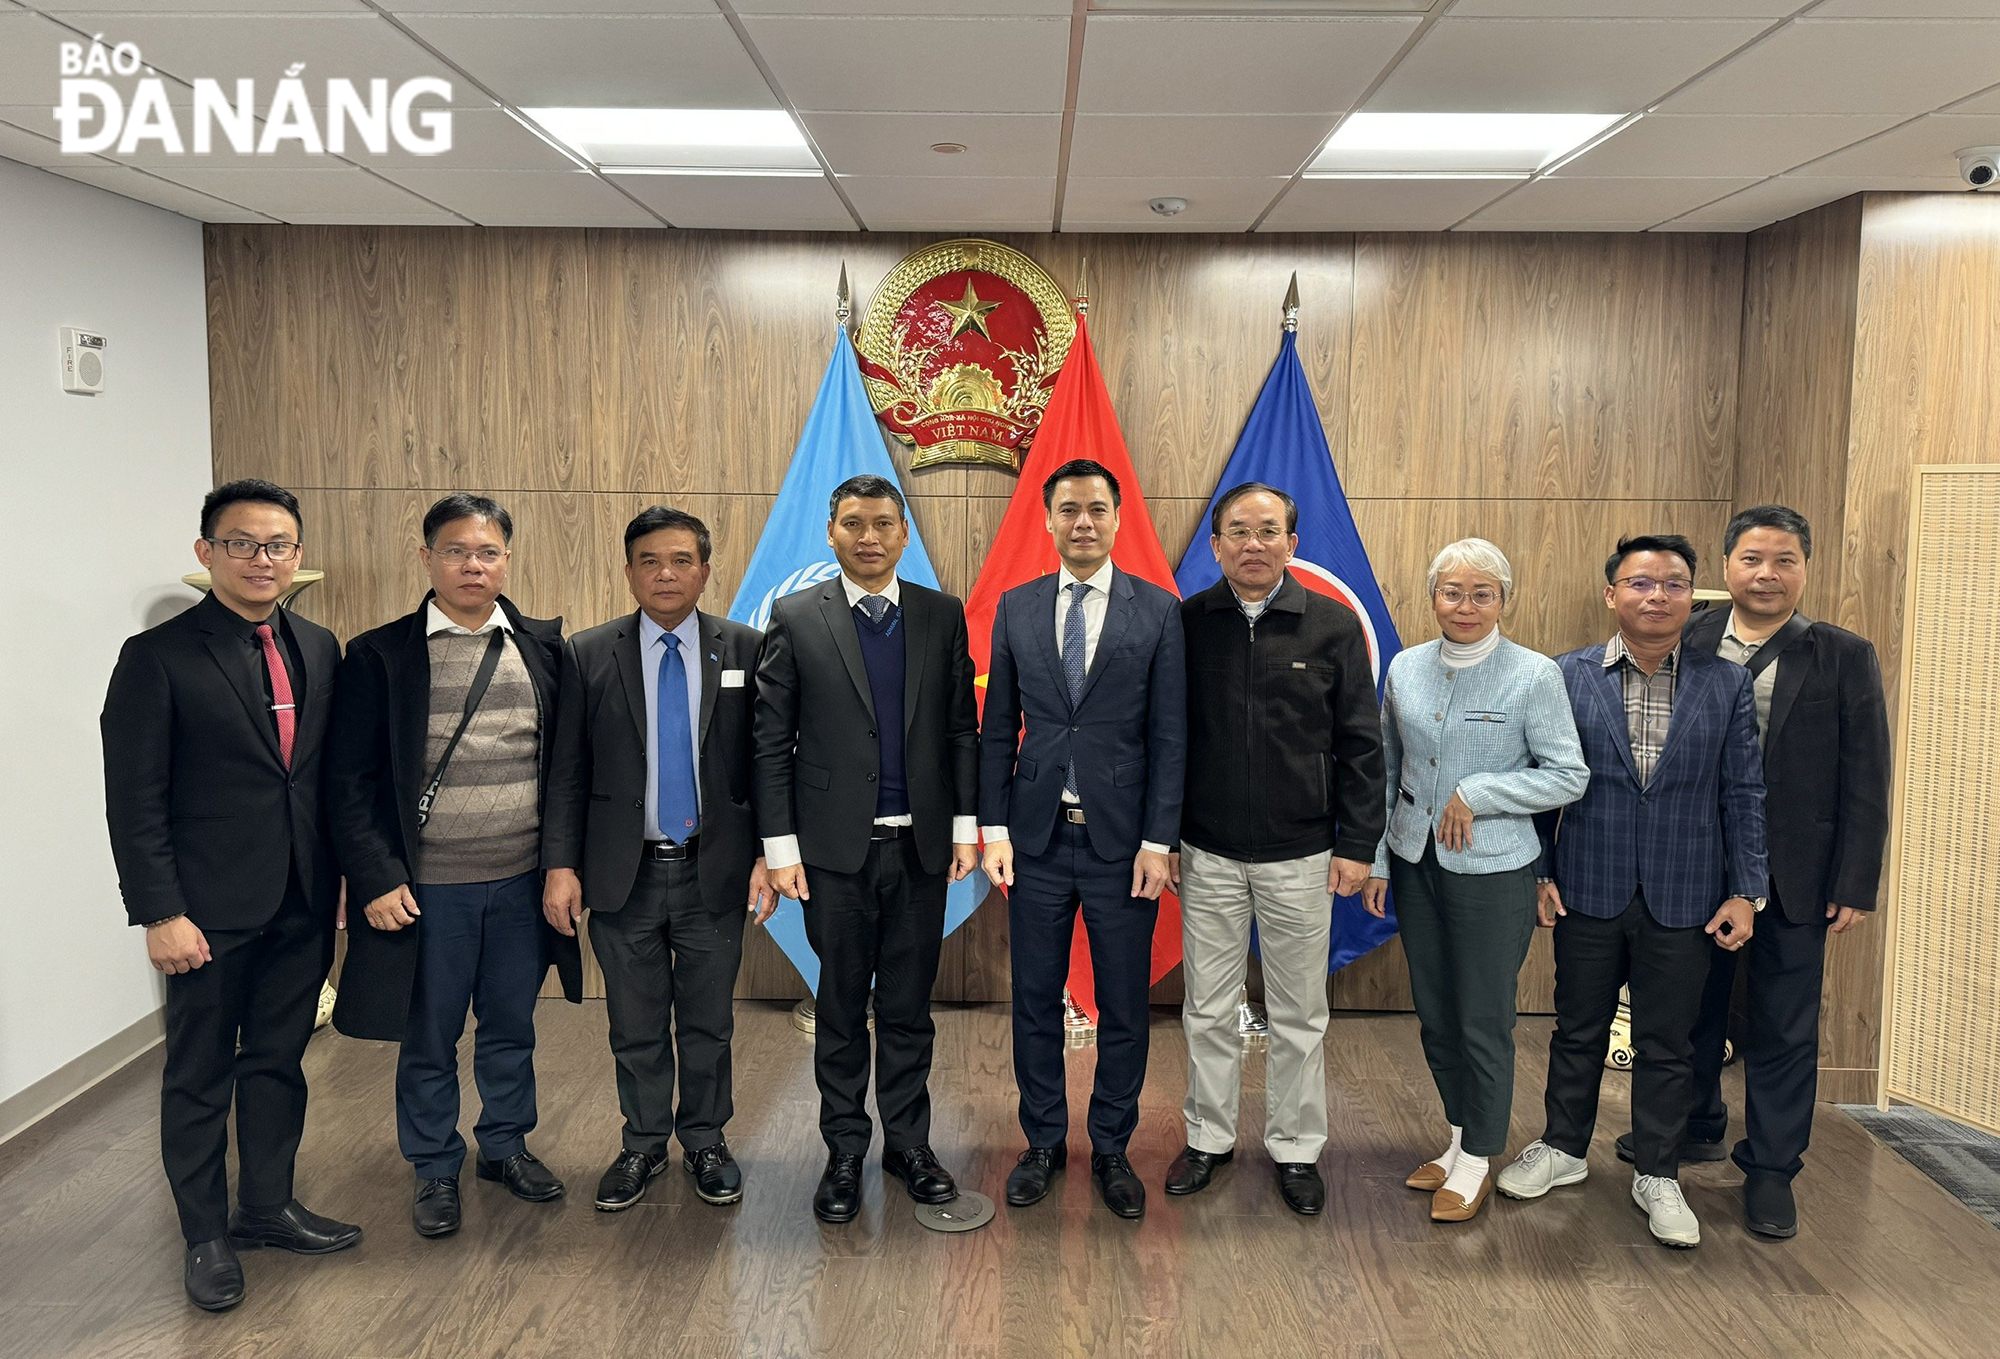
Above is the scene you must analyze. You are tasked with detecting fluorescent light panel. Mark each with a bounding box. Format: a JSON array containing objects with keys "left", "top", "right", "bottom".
[
  {"left": 1306, "top": 112, "right": 1625, "bottom": 178},
  {"left": 522, "top": 108, "right": 818, "bottom": 174}
]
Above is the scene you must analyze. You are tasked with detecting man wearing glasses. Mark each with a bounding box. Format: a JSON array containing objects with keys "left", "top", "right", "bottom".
[
  {"left": 103, "top": 479, "right": 361, "bottom": 1311},
  {"left": 327, "top": 493, "right": 581, "bottom": 1240},
  {"left": 1498, "top": 534, "right": 1766, "bottom": 1250}
]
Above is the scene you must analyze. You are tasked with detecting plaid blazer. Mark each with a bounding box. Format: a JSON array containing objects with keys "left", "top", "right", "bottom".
[{"left": 1535, "top": 642, "right": 1767, "bottom": 928}]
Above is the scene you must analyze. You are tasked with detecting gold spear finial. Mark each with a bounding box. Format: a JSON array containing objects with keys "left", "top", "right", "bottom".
[
  {"left": 836, "top": 262, "right": 851, "bottom": 328},
  {"left": 1282, "top": 271, "right": 1299, "bottom": 333},
  {"left": 1076, "top": 255, "right": 1089, "bottom": 317}
]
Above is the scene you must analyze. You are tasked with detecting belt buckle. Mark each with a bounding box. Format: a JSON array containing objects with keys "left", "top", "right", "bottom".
[
  {"left": 648, "top": 840, "right": 692, "bottom": 861},
  {"left": 1064, "top": 807, "right": 1087, "bottom": 825}
]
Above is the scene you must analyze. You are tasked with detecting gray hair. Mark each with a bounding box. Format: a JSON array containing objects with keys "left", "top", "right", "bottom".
[{"left": 1426, "top": 538, "right": 1513, "bottom": 602}]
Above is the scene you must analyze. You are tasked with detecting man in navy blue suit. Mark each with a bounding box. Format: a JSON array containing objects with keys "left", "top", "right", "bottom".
[
  {"left": 1498, "top": 534, "right": 1766, "bottom": 1251},
  {"left": 980, "top": 458, "right": 1187, "bottom": 1220}
]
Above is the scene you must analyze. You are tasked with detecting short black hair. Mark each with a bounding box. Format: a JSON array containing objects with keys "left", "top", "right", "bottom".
[
  {"left": 1723, "top": 504, "right": 1812, "bottom": 561},
  {"left": 624, "top": 505, "right": 712, "bottom": 563},
  {"left": 1042, "top": 458, "right": 1121, "bottom": 509},
  {"left": 423, "top": 493, "right": 513, "bottom": 547},
  {"left": 201, "top": 478, "right": 301, "bottom": 540},
  {"left": 827, "top": 474, "right": 906, "bottom": 522},
  {"left": 1210, "top": 481, "right": 1297, "bottom": 537},
  {"left": 1604, "top": 533, "right": 1698, "bottom": 585}
]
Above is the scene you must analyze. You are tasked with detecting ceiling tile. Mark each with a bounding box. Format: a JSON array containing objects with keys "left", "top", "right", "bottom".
[
  {"left": 1786, "top": 113, "right": 2000, "bottom": 180},
  {"left": 1258, "top": 176, "right": 1516, "bottom": 231},
  {"left": 1369, "top": 18, "right": 1770, "bottom": 115},
  {"left": 362, "top": 106, "right": 578, "bottom": 172},
  {"left": 1076, "top": 16, "right": 1416, "bottom": 117},
  {"left": 1062, "top": 175, "right": 1285, "bottom": 231},
  {"left": 273, "top": 212, "right": 461, "bottom": 225},
  {"left": 1810, "top": 2, "right": 2000, "bottom": 15},
  {"left": 613, "top": 171, "right": 855, "bottom": 230},
  {"left": 151, "top": 165, "right": 458, "bottom": 216},
  {"left": 1067, "top": 114, "right": 1334, "bottom": 180},
  {"left": 801, "top": 112, "right": 1058, "bottom": 178},
  {"left": 1661, "top": 19, "right": 2000, "bottom": 115},
  {"left": 1650, "top": 219, "right": 1766, "bottom": 232},
  {"left": 0, "top": 115, "right": 69, "bottom": 168},
  {"left": 1555, "top": 113, "right": 1904, "bottom": 178},
  {"left": 1450, "top": 1, "right": 1792, "bottom": 12},
  {"left": 400, "top": 13, "right": 777, "bottom": 109},
  {"left": 744, "top": 16, "right": 1068, "bottom": 114},
  {"left": 838, "top": 174, "right": 1052, "bottom": 229},
  {"left": 82, "top": 13, "right": 461, "bottom": 105},
  {"left": 1665, "top": 178, "right": 1864, "bottom": 226},
  {"left": 736, "top": 1, "right": 1070, "bottom": 12},
  {"left": 1953, "top": 86, "right": 2000, "bottom": 115},
  {"left": 1467, "top": 175, "right": 1758, "bottom": 225},
  {"left": 381, "top": 1, "right": 712, "bottom": 12},
  {"left": 1458, "top": 219, "right": 1663, "bottom": 232},
  {"left": 374, "top": 168, "right": 659, "bottom": 226},
  {"left": 0, "top": 11, "right": 137, "bottom": 109},
  {"left": 39, "top": 2, "right": 369, "bottom": 11},
  {"left": 42, "top": 162, "right": 278, "bottom": 221}
]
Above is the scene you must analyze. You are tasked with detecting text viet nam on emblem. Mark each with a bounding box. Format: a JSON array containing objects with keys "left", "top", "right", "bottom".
[{"left": 856, "top": 239, "right": 1075, "bottom": 472}]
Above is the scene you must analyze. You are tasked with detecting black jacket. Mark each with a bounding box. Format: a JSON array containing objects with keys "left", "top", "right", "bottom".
[
  {"left": 1179, "top": 576, "right": 1386, "bottom": 864},
  {"left": 1683, "top": 608, "right": 1890, "bottom": 921},
  {"left": 324, "top": 594, "right": 582, "bottom": 1041},
  {"left": 102, "top": 592, "right": 342, "bottom": 931},
  {"left": 542, "top": 609, "right": 763, "bottom": 915}
]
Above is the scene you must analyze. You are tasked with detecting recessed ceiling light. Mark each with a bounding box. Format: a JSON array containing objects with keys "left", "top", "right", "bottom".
[
  {"left": 930, "top": 142, "right": 967, "bottom": 155},
  {"left": 521, "top": 108, "right": 817, "bottom": 174},
  {"left": 1305, "top": 112, "right": 1626, "bottom": 178}
]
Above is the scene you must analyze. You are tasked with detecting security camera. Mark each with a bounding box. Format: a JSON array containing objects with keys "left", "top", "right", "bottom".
[
  {"left": 1957, "top": 146, "right": 2000, "bottom": 189},
  {"left": 1148, "top": 197, "right": 1187, "bottom": 217}
]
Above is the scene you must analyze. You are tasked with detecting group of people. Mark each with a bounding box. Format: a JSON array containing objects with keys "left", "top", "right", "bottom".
[{"left": 102, "top": 462, "right": 1888, "bottom": 1314}]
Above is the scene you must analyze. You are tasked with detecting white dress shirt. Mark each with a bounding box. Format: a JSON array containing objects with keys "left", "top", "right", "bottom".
[
  {"left": 425, "top": 599, "right": 512, "bottom": 637},
  {"left": 1719, "top": 610, "right": 1783, "bottom": 747},
  {"left": 640, "top": 609, "right": 704, "bottom": 842}
]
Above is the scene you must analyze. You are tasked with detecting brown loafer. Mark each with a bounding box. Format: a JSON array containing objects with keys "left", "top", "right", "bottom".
[
  {"left": 1406, "top": 1160, "right": 1449, "bottom": 1192},
  {"left": 1430, "top": 1172, "right": 1494, "bottom": 1222}
]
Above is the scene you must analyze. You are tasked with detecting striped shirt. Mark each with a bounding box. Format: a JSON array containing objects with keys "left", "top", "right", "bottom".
[
  {"left": 1603, "top": 633, "right": 1679, "bottom": 787},
  {"left": 416, "top": 626, "right": 542, "bottom": 885}
]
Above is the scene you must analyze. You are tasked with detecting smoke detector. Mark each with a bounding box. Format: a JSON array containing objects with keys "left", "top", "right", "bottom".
[{"left": 1148, "top": 196, "right": 1188, "bottom": 217}]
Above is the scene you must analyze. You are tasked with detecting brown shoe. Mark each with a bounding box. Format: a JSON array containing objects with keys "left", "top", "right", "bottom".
[
  {"left": 1430, "top": 1172, "right": 1494, "bottom": 1222},
  {"left": 1406, "top": 1160, "right": 1449, "bottom": 1192}
]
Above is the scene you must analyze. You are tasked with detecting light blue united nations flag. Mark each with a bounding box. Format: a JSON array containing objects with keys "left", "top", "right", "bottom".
[{"left": 728, "top": 323, "right": 987, "bottom": 993}]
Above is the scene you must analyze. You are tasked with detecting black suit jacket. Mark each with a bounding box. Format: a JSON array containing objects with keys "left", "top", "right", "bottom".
[
  {"left": 1684, "top": 608, "right": 1891, "bottom": 921},
  {"left": 102, "top": 592, "right": 341, "bottom": 932},
  {"left": 752, "top": 579, "right": 978, "bottom": 876},
  {"left": 542, "top": 609, "right": 762, "bottom": 915},
  {"left": 324, "top": 593, "right": 582, "bottom": 1042}
]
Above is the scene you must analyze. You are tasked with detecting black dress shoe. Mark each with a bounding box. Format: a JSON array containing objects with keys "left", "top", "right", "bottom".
[
  {"left": 183, "top": 1238, "right": 245, "bottom": 1312},
  {"left": 883, "top": 1145, "right": 958, "bottom": 1205},
  {"left": 1005, "top": 1146, "right": 1067, "bottom": 1207},
  {"left": 1164, "top": 1146, "right": 1234, "bottom": 1196},
  {"left": 1092, "top": 1153, "right": 1146, "bottom": 1220},
  {"left": 476, "top": 1150, "right": 565, "bottom": 1202},
  {"left": 1743, "top": 1170, "right": 1798, "bottom": 1239},
  {"left": 684, "top": 1143, "right": 745, "bottom": 1206},
  {"left": 228, "top": 1199, "right": 363, "bottom": 1254},
  {"left": 1276, "top": 1162, "right": 1326, "bottom": 1216},
  {"left": 814, "top": 1153, "right": 864, "bottom": 1224},
  {"left": 595, "top": 1150, "right": 669, "bottom": 1212},
  {"left": 413, "top": 1176, "right": 461, "bottom": 1238},
  {"left": 1614, "top": 1131, "right": 1728, "bottom": 1165}
]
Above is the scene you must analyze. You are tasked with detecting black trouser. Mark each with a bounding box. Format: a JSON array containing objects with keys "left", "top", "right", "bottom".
[
  {"left": 801, "top": 832, "right": 946, "bottom": 1156},
  {"left": 1688, "top": 886, "right": 1826, "bottom": 1181},
  {"left": 160, "top": 872, "right": 331, "bottom": 1244},
  {"left": 1542, "top": 891, "right": 1710, "bottom": 1178},
  {"left": 589, "top": 852, "right": 745, "bottom": 1158}
]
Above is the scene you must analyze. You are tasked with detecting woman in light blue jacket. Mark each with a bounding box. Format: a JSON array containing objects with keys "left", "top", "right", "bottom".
[{"left": 1361, "top": 538, "right": 1588, "bottom": 1223}]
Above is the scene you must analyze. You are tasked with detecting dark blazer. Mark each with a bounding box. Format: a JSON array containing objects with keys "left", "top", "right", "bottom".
[
  {"left": 1537, "top": 643, "right": 1768, "bottom": 930},
  {"left": 1683, "top": 609, "right": 1890, "bottom": 921},
  {"left": 752, "top": 579, "right": 978, "bottom": 876},
  {"left": 102, "top": 592, "right": 341, "bottom": 931},
  {"left": 325, "top": 593, "right": 582, "bottom": 1042},
  {"left": 542, "top": 609, "right": 763, "bottom": 915},
  {"left": 979, "top": 568, "right": 1187, "bottom": 862}
]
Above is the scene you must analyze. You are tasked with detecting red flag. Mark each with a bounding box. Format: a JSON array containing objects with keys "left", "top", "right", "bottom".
[{"left": 967, "top": 311, "right": 1183, "bottom": 1021}]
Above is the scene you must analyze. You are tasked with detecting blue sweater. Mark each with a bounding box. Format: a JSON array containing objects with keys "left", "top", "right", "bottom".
[{"left": 854, "top": 603, "right": 909, "bottom": 818}]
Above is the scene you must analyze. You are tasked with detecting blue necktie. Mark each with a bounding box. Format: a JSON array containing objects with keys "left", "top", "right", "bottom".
[
  {"left": 858, "top": 593, "right": 890, "bottom": 625},
  {"left": 656, "top": 634, "right": 699, "bottom": 842},
  {"left": 1063, "top": 581, "right": 1090, "bottom": 796}
]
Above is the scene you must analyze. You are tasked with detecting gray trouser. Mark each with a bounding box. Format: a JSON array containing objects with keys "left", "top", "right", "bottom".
[{"left": 1179, "top": 844, "right": 1333, "bottom": 1162}]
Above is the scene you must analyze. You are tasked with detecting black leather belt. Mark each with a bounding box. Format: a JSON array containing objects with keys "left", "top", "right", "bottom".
[
  {"left": 643, "top": 839, "right": 697, "bottom": 861},
  {"left": 1063, "top": 806, "right": 1087, "bottom": 825},
  {"left": 870, "top": 823, "right": 910, "bottom": 841}
]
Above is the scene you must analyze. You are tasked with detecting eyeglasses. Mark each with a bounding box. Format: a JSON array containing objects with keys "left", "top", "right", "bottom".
[
  {"left": 1616, "top": 576, "right": 1693, "bottom": 598},
  {"left": 206, "top": 538, "right": 301, "bottom": 561},
  {"left": 431, "top": 546, "right": 510, "bottom": 566},
  {"left": 1434, "top": 586, "right": 1501, "bottom": 608},
  {"left": 1219, "top": 526, "right": 1288, "bottom": 543}
]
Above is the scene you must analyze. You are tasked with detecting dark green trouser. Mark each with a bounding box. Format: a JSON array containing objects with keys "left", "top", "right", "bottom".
[{"left": 1390, "top": 839, "right": 1539, "bottom": 1156}]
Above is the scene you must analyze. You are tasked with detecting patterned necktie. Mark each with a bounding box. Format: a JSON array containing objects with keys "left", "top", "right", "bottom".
[
  {"left": 858, "top": 593, "right": 890, "bottom": 624},
  {"left": 656, "top": 634, "right": 699, "bottom": 842},
  {"left": 1063, "top": 581, "right": 1090, "bottom": 796},
  {"left": 255, "top": 622, "right": 295, "bottom": 769}
]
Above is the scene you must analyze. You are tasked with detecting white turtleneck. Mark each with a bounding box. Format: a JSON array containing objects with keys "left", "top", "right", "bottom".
[{"left": 1440, "top": 628, "right": 1501, "bottom": 670}]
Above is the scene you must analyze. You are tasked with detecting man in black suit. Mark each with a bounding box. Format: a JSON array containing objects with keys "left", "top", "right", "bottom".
[
  {"left": 102, "top": 479, "right": 361, "bottom": 1312},
  {"left": 753, "top": 474, "right": 980, "bottom": 1224},
  {"left": 1616, "top": 505, "right": 1890, "bottom": 1239},
  {"left": 542, "top": 506, "right": 773, "bottom": 1212},
  {"left": 326, "top": 494, "right": 582, "bottom": 1240},
  {"left": 980, "top": 458, "right": 1188, "bottom": 1220}
]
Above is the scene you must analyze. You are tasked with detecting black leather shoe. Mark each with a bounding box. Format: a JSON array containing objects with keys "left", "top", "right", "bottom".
[
  {"left": 183, "top": 1238, "right": 245, "bottom": 1312},
  {"left": 476, "top": 1150, "right": 565, "bottom": 1202},
  {"left": 1615, "top": 1131, "right": 1728, "bottom": 1165},
  {"left": 1276, "top": 1162, "right": 1326, "bottom": 1216},
  {"left": 814, "top": 1153, "right": 864, "bottom": 1223},
  {"left": 1164, "top": 1146, "right": 1234, "bottom": 1196},
  {"left": 413, "top": 1176, "right": 461, "bottom": 1238},
  {"left": 1743, "top": 1170, "right": 1798, "bottom": 1239},
  {"left": 883, "top": 1145, "right": 958, "bottom": 1205},
  {"left": 684, "top": 1142, "right": 745, "bottom": 1206},
  {"left": 1092, "top": 1153, "right": 1146, "bottom": 1220},
  {"left": 1006, "top": 1146, "right": 1067, "bottom": 1207},
  {"left": 228, "top": 1199, "right": 362, "bottom": 1255},
  {"left": 595, "top": 1150, "right": 669, "bottom": 1212}
]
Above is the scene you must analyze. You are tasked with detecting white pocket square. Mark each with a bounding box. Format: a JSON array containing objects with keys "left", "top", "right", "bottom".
[{"left": 720, "top": 669, "right": 747, "bottom": 688}]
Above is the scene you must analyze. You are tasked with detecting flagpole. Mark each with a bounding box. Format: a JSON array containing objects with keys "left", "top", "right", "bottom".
[{"left": 1057, "top": 254, "right": 1101, "bottom": 1047}]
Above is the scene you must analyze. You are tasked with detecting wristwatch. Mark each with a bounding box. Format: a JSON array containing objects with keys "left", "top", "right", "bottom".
[{"left": 1746, "top": 896, "right": 1767, "bottom": 913}]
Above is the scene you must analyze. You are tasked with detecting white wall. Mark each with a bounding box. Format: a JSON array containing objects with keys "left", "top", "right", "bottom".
[{"left": 0, "top": 158, "right": 215, "bottom": 1111}]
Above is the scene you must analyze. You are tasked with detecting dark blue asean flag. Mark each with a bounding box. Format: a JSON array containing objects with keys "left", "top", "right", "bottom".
[{"left": 1173, "top": 328, "right": 1402, "bottom": 973}]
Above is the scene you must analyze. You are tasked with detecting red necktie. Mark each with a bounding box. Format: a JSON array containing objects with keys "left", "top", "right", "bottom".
[{"left": 256, "top": 622, "right": 296, "bottom": 769}]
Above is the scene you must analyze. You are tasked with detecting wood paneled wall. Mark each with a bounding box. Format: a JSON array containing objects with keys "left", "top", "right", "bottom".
[{"left": 207, "top": 224, "right": 1747, "bottom": 1010}]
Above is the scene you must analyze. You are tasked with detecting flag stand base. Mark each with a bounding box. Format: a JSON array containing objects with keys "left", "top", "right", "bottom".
[
  {"left": 1063, "top": 989, "right": 1096, "bottom": 1047},
  {"left": 792, "top": 996, "right": 873, "bottom": 1035},
  {"left": 1237, "top": 986, "right": 1269, "bottom": 1049}
]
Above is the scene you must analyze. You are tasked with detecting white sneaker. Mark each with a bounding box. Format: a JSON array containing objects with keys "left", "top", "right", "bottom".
[
  {"left": 1632, "top": 1173, "right": 1701, "bottom": 1248},
  {"left": 1495, "top": 1140, "right": 1589, "bottom": 1200}
]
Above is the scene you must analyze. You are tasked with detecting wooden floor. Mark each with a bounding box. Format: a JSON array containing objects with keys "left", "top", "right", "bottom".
[{"left": 2, "top": 1003, "right": 1995, "bottom": 1359}]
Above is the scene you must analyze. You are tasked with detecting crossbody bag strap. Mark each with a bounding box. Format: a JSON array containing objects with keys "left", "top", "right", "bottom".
[{"left": 416, "top": 629, "right": 506, "bottom": 827}]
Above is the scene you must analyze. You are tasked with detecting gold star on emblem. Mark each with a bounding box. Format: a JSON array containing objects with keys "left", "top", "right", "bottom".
[{"left": 935, "top": 280, "right": 1001, "bottom": 340}]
